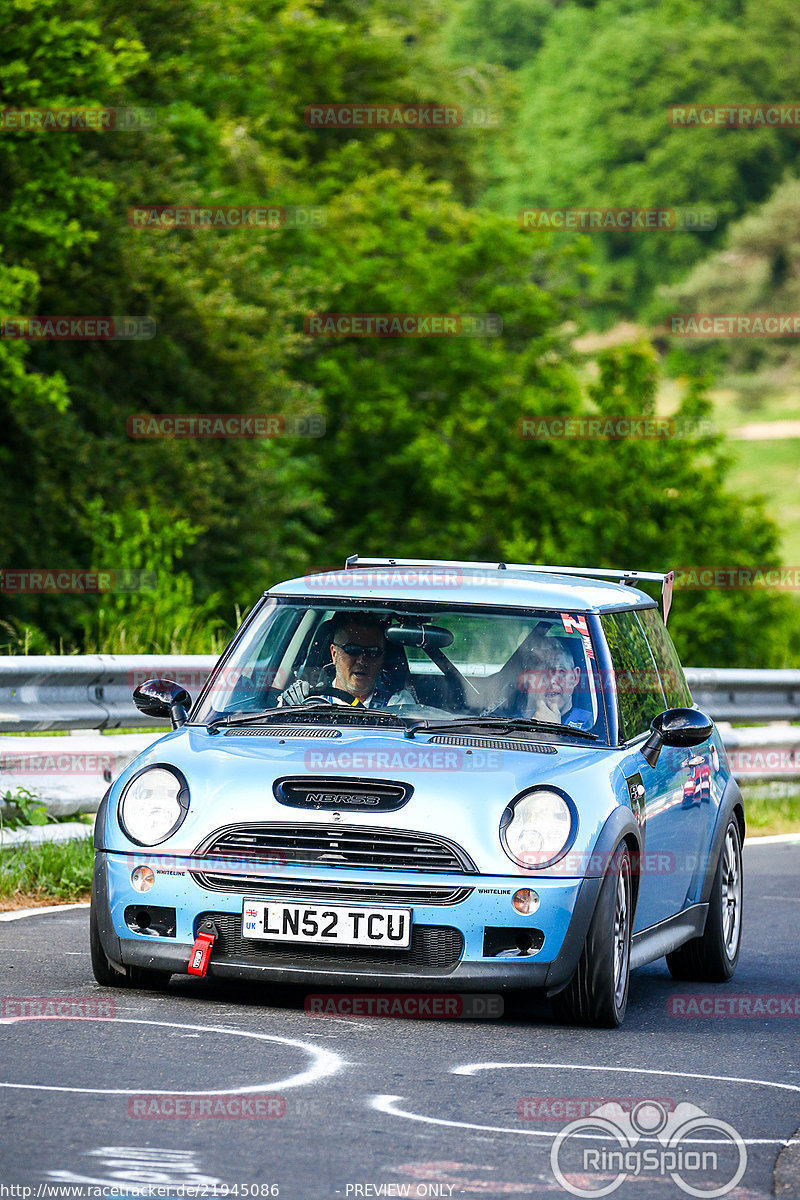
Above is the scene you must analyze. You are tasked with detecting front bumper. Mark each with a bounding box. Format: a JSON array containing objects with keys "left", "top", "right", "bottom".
[{"left": 94, "top": 850, "right": 602, "bottom": 993}]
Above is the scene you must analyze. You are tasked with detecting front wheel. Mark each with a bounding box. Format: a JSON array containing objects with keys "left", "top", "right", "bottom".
[
  {"left": 558, "top": 844, "right": 633, "bottom": 1028},
  {"left": 666, "top": 816, "right": 743, "bottom": 982}
]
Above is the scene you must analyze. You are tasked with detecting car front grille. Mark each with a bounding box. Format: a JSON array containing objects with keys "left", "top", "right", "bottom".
[
  {"left": 195, "top": 823, "right": 477, "bottom": 874},
  {"left": 189, "top": 875, "right": 474, "bottom": 906},
  {"left": 196, "top": 911, "right": 464, "bottom": 973}
]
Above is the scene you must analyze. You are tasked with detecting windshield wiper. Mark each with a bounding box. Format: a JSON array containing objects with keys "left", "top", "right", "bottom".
[
  {"left": 209, "top": 704, "right": 410, "bottom": 731},
  {"left": 405, "top": 715, "right": 598, "bottom": 741}
]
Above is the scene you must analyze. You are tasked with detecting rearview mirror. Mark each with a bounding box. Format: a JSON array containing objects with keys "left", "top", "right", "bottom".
[
  {"left": 133, "top": 678, "right": 192, "bottom": 728},
  {"left": 641, "top": 707, "right": 713, "bottom": 768},
  {"left": 386, "top": 625, "right": 454, "bottom": 650}
]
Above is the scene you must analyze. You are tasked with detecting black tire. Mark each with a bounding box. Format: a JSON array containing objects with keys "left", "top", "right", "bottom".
[
  {"left": 90, "top": 900, "right": 172, "bottom": 991},
  {"left": 666, "top": 816, "right": 743, "bottom": 982},
  {"left": 558, "top": 844, "right": 633, "bottom": 1028}
]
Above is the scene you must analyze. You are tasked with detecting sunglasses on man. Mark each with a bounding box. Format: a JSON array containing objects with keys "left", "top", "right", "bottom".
[{"left": 334, "top": 642, "right": 385, "bottom": 660}]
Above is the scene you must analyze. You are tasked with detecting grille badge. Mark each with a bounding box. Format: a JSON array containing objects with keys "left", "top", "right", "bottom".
[{"left": 274, "top": 776, "right": 412, "bottom": 813}]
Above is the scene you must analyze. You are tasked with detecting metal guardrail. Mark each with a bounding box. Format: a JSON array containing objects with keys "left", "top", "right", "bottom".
[
  {"left": 685, "top": 668, "right": 800, "bottom": 723},
  {"left": 0, "top": 655, "right": 216, "bottom": 732},
  {"left": 0, "top": 658, "right": 797, "bottom": 819},
  {"left": 0, "top": 656, "right": 797, "bottom": 731},
  {"left": 1, "top": 657, "right": 796, "bottom": 729}
]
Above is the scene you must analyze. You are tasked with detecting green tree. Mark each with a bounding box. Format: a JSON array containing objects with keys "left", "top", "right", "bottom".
[{"left": 497, "top": 0, "right": 800, "bottom": 324}]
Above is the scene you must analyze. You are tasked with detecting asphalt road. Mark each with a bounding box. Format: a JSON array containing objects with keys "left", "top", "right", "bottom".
[{"left": 1, "top": 839, "right": 799, "bottom": 1200}]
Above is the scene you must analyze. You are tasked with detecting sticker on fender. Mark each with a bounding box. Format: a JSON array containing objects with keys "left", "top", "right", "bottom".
[{"left": 242, "top": 900, "right": 411, "bottom": 947}]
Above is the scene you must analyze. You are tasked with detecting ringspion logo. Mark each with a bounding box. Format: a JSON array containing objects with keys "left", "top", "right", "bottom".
[{"left": 551, "top": 1100, "right": 747, "bottom": 1197}]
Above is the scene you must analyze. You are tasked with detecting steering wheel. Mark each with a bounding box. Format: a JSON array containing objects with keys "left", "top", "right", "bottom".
[{"left": 305, "top": 685, "right": 364, "bottom": 706}]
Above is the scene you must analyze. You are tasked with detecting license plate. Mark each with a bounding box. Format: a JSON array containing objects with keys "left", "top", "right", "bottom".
[{"left": 241, "top": 900, "right": 411, "bottom": 948}]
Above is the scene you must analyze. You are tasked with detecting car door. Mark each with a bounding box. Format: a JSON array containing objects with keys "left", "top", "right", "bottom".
[{"left": 601, "top": 608, "right": 705, "bottom": 931}]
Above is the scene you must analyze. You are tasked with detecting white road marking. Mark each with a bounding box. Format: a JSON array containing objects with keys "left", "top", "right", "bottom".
[
  {"left": 370, "top": 1095, "right": 797, "bottom": 1147},
  {"left": 452, "top": 1061, "right": 800, "bottom": 1094},
  {"left": 744, "top": 833, "right": 800, "bottom": 845},
  {"left": 0, "top": 902, "right": 90, "bottom": 921},
  {"left": 0, "top": 1017, "right": 345, "bottom": 1094}
]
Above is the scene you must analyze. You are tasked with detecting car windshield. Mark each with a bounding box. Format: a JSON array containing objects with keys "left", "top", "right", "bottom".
[{"left": 192, "top": 599, "right": 608, "bottom": 741}]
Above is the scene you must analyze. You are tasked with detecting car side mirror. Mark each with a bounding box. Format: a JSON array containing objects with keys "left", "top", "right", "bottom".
[
  {"left": 641, "top": 707, "right": 713, "bottom": 769},
  {"left": 133, "top": 678, "right": 192, "bottom": 728}
]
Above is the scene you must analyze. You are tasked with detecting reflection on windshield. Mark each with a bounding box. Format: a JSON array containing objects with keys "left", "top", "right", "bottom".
[{"left": 193, "top": 601, "right": 604, "bottom": 739}]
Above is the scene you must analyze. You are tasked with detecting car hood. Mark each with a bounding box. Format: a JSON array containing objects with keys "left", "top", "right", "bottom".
[{"left": 105, "top": 723, "right": 621, "bottom": 876}]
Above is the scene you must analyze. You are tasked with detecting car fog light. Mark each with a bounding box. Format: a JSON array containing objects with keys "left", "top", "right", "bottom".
[
  {"left": 132, "top": 865, "right": 155, "bottom": 892},
  {"left": 513, "top": 888, "right": 540, "bottom": 915}
]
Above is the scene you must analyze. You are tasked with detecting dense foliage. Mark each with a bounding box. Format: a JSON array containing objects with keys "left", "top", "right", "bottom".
[{"left": 0, "top": 0, "right": 797, "bottom": 667}]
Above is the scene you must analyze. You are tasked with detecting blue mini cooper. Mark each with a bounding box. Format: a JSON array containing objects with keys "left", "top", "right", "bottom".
[{"left": 90, "top": 558, "right": 744, "bottom": 1026}]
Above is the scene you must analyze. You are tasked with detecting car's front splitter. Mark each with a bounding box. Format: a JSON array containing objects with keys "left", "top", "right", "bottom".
[{"left": 94, "top": 850, "right": 604, "bottom": 995}]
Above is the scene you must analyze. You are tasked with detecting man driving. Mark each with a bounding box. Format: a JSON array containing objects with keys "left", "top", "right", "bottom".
[{"left": 279, "top": 614, "right": 417, "bottom": 708}]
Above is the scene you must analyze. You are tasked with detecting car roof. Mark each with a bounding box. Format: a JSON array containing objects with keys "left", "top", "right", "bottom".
[{"left": 267, "top": 564, "right": 659, "bottom": 614}]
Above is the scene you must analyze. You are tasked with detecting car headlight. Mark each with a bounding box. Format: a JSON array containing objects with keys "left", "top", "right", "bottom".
[
  {"left": 119, "top": 766, "right": 189, "bottom": 846},
  {"left": 500, "top": 788, "right": 575, "bottom": 870}
]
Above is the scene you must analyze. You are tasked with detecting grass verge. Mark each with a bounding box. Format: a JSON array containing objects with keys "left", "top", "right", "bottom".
[
  {"left": 0, "top": 837, "right": 93, "bottom": 909},
  {"left": 741, "top": 783, "right": 800, "bottom": 836}
]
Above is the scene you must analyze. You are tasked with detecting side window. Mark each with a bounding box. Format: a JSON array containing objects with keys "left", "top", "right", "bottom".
[
  {"left": 637, "top": 607, "right": 693, "bottom": 709},
  {"left": 601, "top": 610, "right": 666, "bottom": 741}
]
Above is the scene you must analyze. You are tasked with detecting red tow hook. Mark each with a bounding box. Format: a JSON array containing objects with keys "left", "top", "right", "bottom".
[{"left": 188, "top": 918, "right": 218, "bottom": 977}]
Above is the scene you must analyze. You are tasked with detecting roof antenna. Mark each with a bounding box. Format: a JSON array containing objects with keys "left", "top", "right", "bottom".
[{"left": 497, "top": 562, "right": 507, "bottom": 570}]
